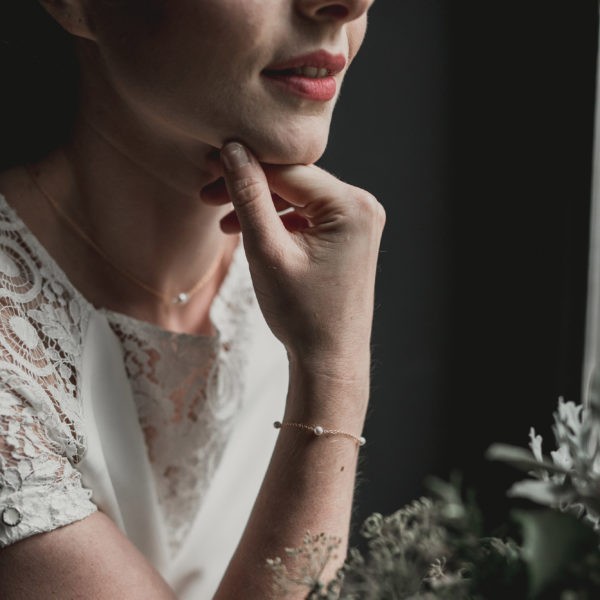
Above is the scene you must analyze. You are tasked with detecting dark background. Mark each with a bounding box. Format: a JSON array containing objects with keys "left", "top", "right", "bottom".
[{"left": 320, "top": 0, "right": 598, "bottom": 541}]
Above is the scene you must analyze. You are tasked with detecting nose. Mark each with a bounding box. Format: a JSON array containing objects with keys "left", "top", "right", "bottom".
[{"left": 295, "top": 0, "right": 373, "bottom": 24}]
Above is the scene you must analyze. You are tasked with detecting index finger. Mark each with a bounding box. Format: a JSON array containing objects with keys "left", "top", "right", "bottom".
[
  {"left": 220, "top": 143, "right": 288, "bottom": 249},
  {"left": 262, "top": 163, "right": 347, "bottom": 209}
]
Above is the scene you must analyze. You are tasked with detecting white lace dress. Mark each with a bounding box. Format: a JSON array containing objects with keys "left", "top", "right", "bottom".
[{"left": 0, "top": 193, "right": 289, "bottom": 598}]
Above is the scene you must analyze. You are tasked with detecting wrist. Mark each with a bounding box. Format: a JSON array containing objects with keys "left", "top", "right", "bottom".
[
  {"left": 284, "top": 354, "right": 370, "bottom": 429},
  {"left": 287, "top": 345, "right": 371, "bottom": 381}
]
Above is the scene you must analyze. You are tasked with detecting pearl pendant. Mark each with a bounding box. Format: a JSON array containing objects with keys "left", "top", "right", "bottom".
[{"left": 174, "top": 292, "right": 190, "bottom": 305}]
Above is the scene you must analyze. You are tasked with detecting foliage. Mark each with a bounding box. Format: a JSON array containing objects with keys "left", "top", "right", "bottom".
[{"left": 267, "top": 387, "right": 600, "bottom": 598}]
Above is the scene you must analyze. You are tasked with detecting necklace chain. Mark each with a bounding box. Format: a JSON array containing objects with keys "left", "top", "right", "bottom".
[{"left": 25, "top": 164, "right": 225, "bottom": 307}]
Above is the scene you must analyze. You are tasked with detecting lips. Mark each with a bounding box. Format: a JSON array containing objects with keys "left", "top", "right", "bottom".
[
  {"left": 262, "top": 50, "right": 347, "bottom": 102},
  {"left": 264, "top": 50, "right": 347, "bottom": 75}
]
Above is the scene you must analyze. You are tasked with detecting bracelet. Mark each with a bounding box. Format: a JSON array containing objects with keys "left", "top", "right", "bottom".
[{"left": 273, "top": 421, "right": 366, "bottom": 447}]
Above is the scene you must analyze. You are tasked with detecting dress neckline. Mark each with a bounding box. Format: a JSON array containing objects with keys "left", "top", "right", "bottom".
[{"left": 0, "top": 192, "right": 245, "bottom": 341}]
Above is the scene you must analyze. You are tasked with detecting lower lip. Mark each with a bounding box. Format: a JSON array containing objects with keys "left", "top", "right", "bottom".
[{"left": 262, "top": 73, "right": 338, "bottom": 102}]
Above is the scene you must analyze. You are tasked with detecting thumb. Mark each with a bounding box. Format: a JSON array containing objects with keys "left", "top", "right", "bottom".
[{"left": 220, "top": 142, "right": 285, "bottom": 249}]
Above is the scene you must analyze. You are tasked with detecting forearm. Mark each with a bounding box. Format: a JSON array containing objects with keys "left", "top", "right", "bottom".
[
  {"left": 215, "top": 142, "right": 383, "bottom": 598},
  {"left": 215, "top": 357, "right": 369, "bottom": 599}
]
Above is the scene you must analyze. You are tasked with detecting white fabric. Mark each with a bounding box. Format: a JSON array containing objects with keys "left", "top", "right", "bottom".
[
  {"left": 0, "top": 193, "right": 289, "bottom": 598},
  {"left": 583, "top": 0, "right": 600, "bottom": 402}
]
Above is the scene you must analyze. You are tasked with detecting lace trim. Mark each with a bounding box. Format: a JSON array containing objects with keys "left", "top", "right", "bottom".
[
  {"left": 0, "top": 367, "right": 95, "bottom": 550},
  {"left": 0, "top": 482, "right": 96, "bottom": 548},
  {"left": 0, "top": 216, "right": 95, "bottom": 549},
  {"left": 0, "top": 193, "right": 257, "bottom": 555},
  {"left": 105, "top": 242, "right": 256, "bottom": 554}
]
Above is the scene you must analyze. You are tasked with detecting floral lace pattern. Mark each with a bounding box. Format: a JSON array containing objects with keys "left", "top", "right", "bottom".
[
  {"left": 105, "top": 252, "right": 255, "bottom": 553},
  {"left": 0, "top": 193, "right": 256, "bottom": 555},
  {"left": 0, "top": 200, "right": 95, "bottom": 547}
]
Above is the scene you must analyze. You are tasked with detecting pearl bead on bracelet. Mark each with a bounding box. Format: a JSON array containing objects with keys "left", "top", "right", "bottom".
[{"left": 273, "top": 421, "right": 366, "bottom": 447}]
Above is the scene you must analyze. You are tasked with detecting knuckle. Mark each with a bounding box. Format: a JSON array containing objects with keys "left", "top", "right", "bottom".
[
  {"left": 376, "top": 203, "right": 387, "bottom": 229},
  {"left": 230, "top": 176, "right": 264, "bottom": 206},
  {"left": 352, "top": 190, "right": 383, "bottom": 221}
]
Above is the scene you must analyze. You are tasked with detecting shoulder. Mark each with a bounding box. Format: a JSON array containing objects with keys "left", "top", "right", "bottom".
[
  {"left": 0, "top": 165, "right": 35, "bottom": 221},
  {"left": 0, "top": 167, "right": 89, "bottom": 454},
  {"left": 0, "top": 170, "right": 96, "bottom": 550}
]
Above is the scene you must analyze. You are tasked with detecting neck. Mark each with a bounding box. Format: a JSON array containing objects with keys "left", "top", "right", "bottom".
[{"left": 25, "top": 85, "right": 235, "bottom": 333}]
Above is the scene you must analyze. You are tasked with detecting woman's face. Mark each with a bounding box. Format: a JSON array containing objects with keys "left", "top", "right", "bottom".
[{"left": 82, "top": 0, "right": 374, "bottom": 164}]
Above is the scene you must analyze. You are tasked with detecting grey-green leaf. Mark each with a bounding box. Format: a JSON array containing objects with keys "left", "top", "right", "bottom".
[
  {"left": 512, "top": 510, "right": 597, "bottom": 597},
  {"left": 486, "top": 444, "right": 568, "bottom": 475}
]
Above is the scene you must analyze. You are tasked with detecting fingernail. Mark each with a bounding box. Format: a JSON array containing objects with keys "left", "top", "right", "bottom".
[{"left": 222, "top": 142, "right": 250, "bottom": 171}]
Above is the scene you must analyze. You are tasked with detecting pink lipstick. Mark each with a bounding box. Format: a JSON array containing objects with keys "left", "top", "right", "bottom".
[{"left": 262, "top": 50, "right": 347, "bottom": 102}]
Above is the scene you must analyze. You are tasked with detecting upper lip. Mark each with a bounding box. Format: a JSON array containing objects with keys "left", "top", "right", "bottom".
[{"left": 263, "top": 50, "right": 347, "bottom": 75}]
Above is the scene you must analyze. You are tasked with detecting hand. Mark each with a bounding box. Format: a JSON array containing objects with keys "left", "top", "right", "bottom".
[{"left": 203, "top": 142, "right": 385, "bottom": 375}]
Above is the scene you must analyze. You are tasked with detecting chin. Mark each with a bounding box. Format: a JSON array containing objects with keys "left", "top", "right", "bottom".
[
  {"left": 257, "top": 143, "right": 327, "bottom": 166},
  {"left": 232, "top": 120, "right": 330, "bottom": 166}
]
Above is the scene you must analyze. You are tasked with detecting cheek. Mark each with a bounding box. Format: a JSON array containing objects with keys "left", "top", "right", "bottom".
[
  {"left": 88, "top": 0, "right": 263, "bottom": 95},
  {"left": 348, "top": 17, "right": 369, "bottom": 63},
  {"left": 84, "top": 0, "right": 335, "bottom": 164},
  {"left": 89, "top": 0, "right": 253, "bottom": 116}
]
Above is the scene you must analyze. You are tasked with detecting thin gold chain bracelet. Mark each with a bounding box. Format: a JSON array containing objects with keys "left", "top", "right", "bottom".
[{"left": 273, "top": 421, "right": 366, "bottom": 447}]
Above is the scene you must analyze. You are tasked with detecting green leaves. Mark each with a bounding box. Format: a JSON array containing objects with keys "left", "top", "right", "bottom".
[{"left": 512, "top": 510, "right": 598, "bottom": 597}]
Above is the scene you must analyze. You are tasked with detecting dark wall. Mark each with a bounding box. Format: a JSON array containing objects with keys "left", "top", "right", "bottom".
[
  {"left": 320, "top": 0, "right": 597, "bottom": 539},
  {"left": 445, "top": 1, "right": 597, "bottom": 524}
]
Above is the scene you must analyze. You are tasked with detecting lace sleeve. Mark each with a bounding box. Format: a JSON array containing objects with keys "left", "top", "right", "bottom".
[{"left": 0, "top": 369, "right": 97, "bottom": 548}]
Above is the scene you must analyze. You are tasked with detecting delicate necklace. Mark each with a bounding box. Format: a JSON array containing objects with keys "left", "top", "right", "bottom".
[{"left": 25, "top": 164, "right": 226, "bottom": 307}]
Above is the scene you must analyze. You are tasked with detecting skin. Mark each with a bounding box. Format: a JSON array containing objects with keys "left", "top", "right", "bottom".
[
  {"left": 0, "top": 0, "right": 384, "bottom": 597},
  {"left": 80, "top": 0, "right": 369, "bottom": 165}
]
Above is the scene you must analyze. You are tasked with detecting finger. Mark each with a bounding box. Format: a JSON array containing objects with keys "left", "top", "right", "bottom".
[
  {"left": 220, "top": 142, "right": 287, "bottom": 248},
  {"left": 200, "top": 177, "right": 229, "bottom": 206},
  {"left": 272, "top": 194, "right": 293, "bottom": 213},
  {"left": 220, "top": 206, "right": 308, "bottom": 235},
  {"left": 201, "top": 177, "right": 292, "bottom": 213},
  {"left": 219, "top": 210, "right": 241, "bottom": 234},
  {"left": 280, "top": 211, "right": 310, "bottom": 231},
  {"left": 263, "top": 164, "right": 381, "bottom": 231},
  {"left": 262, "top": 163, "right": 345, "bottom": 209}
]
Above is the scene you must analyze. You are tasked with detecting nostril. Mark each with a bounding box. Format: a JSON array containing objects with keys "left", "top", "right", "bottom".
[{"left": 316, "top": 5, "right": 350, "bottom": 19}]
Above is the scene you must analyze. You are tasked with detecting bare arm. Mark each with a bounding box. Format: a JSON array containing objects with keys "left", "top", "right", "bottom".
[
  {"left": 214, "top": 364, "right": 370, "bottom": 599},
  {"left": 214, "top": 143, "right": 384, "bottom": 598},
  {"left": 0, "top": 511, "right": 176, "bottom": 599},
  {"left": 0, "top": 142, "right": 384, "bottom": 599}
]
